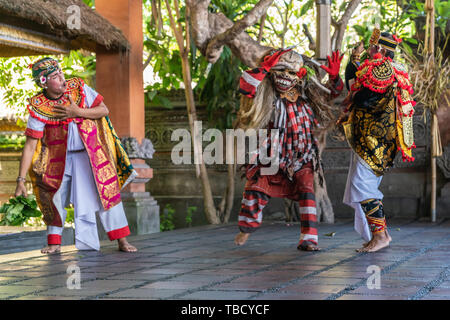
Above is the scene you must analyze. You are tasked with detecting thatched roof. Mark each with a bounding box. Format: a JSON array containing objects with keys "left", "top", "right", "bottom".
[{"left": 0, "top": 0, "right": 129, "bottom": 57}]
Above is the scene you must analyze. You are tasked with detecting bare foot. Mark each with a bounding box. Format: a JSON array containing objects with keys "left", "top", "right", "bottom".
[
  {"left": 41, "top": 245, "right": 61, "bottom": 254},
  {"left": 385, "top": 229, "right": 392, "bottom": 242},
  {"left": 234, "top": 232, "right": 250, "bottom": 246},
  {"left": 362, "top": 230, "right": 391, "bottom": 248},
  {"left": 297, "top": 241, "right": 321, "bottom": 251},
  {"left": 356, "top": 232, "right": 390, "bottom": 252},
  {"left": 118, "top": 238, "right": 137, "bottom": 252}
]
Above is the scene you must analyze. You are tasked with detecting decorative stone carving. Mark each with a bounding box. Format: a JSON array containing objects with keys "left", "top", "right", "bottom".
[
  {"left": 147, "top": 129, "right": 160, "bottom": 147},
  {"left": 437, "top": 146, "right": 450, "bottom": 179},
  {"left": 120, "top": 137, "right": 155, "bottom": 160}
]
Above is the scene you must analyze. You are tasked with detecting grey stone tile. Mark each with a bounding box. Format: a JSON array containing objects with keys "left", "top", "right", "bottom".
[
  {"left": 0, "top": 285, "right": 50, "bottom": 298},
  {"left": 12, "top": 295, "right": 80, "bottom": 300},
  {"left": 0, "top": 271, "right": 58, "bottom": 278},
  {"left": 0, "top": 220, "right": 449, "bottom": 300},
  {"left": 36, "top": 286, "right": 112, "bottom": 297},
  {"left": 105, "top": 273, "right": 169, "bottom": 281},
  {"left": 79, "top": 279, "right": 146, "bottom": 289},
  {"left": 210, "top": 280, "right": 280, "bottom": 292},
  {"left": 141, "top": 281, "right": 210, "bottom": 290},
  {"left": 79, "top": 266, "right": 143, "bottom": 273},
  {"left": 304, "top": 277, "right": 362, "bottom": 286},
  {"left": 180, "top": 290, "right": 255, "bottom": 300},
  {"left": 0, "top": 277, "right": 23, "bottom": 285},
  {"left": 428, "top": 287, "right": 450, "bottom": 296},
  {"left": 9, "top": 275, "right": 70, "bottom": 287},
  {"left": 139, "top": 267, "right": 194, "bottom": 275},
  {"left": 336, "top": 294, "right": 409, "bottom": 300},
  {"left": 106, "top": 288, "right": 186, "bottom": 299},
  {"left": 278, "top": 265, "right": 326, "bottom": 272},
  {"left": 253, "top": 292, "right": 330, "bottom": 300},
  {"left": 316, "top": 270, "right": 369, "bottom": 278},
  {"left": 167, "top": 274, "right": 233, "bottom": 283},
  {"left": 349, "top": 285, "right": 419, "bottom": 296},
  {"left": 281, "top": 283, "right": 348, "bottom": 294},
  {"left": 420, "top": 294, "right": 450, "bottom": 300},
  {"left": 0, "top": 264, "right": 35, "bottom": 271},
  {"left": 190, "top": 268, "right": 251, "bottom": 276}
]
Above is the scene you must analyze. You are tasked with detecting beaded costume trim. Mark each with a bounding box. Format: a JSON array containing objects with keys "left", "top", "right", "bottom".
[
  {"left": 351, "top": 57, "right": 395, "bottom": 93},
  {"left": 27, "top": 77, "right": 86, "bottom": 125}
]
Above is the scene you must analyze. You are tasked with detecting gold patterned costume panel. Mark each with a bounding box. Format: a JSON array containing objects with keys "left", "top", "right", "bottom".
[
  {"left": 344, "top": 57, "right": 416, "bottom": 176},
  {"left": 344, "top": 87, "right": 397, "bottom": 176}
]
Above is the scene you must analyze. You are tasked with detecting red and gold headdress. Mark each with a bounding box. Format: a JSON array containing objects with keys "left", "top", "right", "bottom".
[
  {"left": 369, "top": 28, "right": 401, "bottom": 53},
  {"left": 30, "top": 57, "right": 60, "bottom": 86}
]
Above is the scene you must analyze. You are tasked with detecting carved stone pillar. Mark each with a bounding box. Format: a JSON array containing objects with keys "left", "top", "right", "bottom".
[{"left": 120, "top": 137, "right": 160, "bottom": 235}]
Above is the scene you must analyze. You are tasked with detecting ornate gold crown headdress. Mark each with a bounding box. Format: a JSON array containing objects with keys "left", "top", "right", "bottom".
[{"left": 369, "top": 27, "right": 399, "bottom": 52}]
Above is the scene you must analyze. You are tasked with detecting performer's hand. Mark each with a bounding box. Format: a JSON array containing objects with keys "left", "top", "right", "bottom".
[
  {"left": 320, "top": 50, "right": 344, "bottom": 80},
  {"left": 15, "top": 181, "right": 27, "bottom": 197},
  {"left": 261, "top": 48, "right": 292, "bottom": 72},
  {"left": 336, "top": 111, "right": 349, "bottom": 126},
  {"left": 342, "top": 91, "right": 353, "bottom": 107},
  {"left": 352, "top": 41, "right": 365, "bottom": 58},
  {"left": 53, "top": 95, "right": 80, "bottom": 120},
  {"left": 296, "top": 67, "right": 307, "bottom": 79}
]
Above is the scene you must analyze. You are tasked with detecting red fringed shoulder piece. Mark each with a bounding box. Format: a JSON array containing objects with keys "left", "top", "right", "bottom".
[
  {"left": 392, "top": 61, "right": 416, "bottom": 118},
  {"left": 27, "top": 77, "right": 86, "bottom": 125},
  {"left": 392, "top": 62, "right": 414, "bottom": 94},
  {"left": 352, "top": 57, "right": 395, "bottom": 93}
]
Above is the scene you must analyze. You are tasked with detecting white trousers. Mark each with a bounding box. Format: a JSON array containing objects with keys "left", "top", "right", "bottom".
[
  {"left": 343, "top": 151, "right": 384, "bottom": 242},
  {"left": 48, "top": 150, "right": 129, "bottom": 250}
]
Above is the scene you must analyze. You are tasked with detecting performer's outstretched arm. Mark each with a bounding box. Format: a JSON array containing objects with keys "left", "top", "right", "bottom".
[
  {"left": 320, "top": 50, "right": 344, "bottom": 99},
  {"left": 15, "top": 136, "right": 38, "bottom": 197}
]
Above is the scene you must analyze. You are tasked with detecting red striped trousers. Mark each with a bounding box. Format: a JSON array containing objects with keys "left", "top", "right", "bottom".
[{"left": 238, "top": 165, "right": 318, "bottom": 246}]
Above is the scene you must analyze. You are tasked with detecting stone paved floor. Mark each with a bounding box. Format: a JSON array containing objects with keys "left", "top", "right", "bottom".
[{"left": 1, "top": 218, "right": 450, "bottom": 300}]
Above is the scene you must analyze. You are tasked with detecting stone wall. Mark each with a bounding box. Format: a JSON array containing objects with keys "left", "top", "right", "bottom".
[{"left": 146, "top": 96, "right": 449, "bottom": 229}]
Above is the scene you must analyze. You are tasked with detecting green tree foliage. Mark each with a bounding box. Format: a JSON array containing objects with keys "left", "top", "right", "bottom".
[
  {"left": 0, "top": 0, "right": 96, "bottom": 117},
  {"left": 143, "top": 0, "right": 260, "bottom": 129},
  {"left": 0, "top": 134, "right": 26, "bottom": 150},
  {"left": 352, "top": 0, "right": 449, "bottom": 53},
  {"left": 0, "top": 52, "right": 96, "bottom": 116},
  {"left": 2, "top": 0, "right": 448, "bottom": 124},
  {"left": 160, "top": 203, "right": 176, "bottom": 231},
  {"left": 196, "top": 47, "right": 244, "bottom": 129}
]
